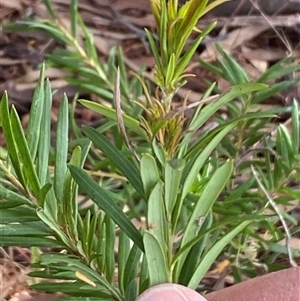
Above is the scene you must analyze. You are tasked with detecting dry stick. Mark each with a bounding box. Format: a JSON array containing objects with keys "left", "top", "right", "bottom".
[
  {"left": 197, "top": 14, "right": 300, "bottom": 28},
  {"left": 105, "top": 0, "right": 152, "bottom": 53},
  {"left": 250, "top": 0, "right": 293, "bottom": 55},
  {"left": 114, "top": 67, "right": 140, "bottom": 162},
  {"left": 235, "top": 147, "right": 278, "bottom": 168},
  {"left": 251, "top": 165, "right": 298, "bottom": 268}
]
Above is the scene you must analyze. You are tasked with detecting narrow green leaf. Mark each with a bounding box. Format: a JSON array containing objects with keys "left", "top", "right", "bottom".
[
  {"left": 188, "top": 161, "right": 234, "bottom": 230},
  {"left": 0, "top": 222, "right": 53, "bottom": 236},
  {"left": 291, "top": 99, "right": 299, "bottom": 154},
  {"left": 253, "top": 78, "right": 300, "bottom": 103},
  {"left": 147, "top": 180, "right": 167, "bottom": 249},
  {"left": 54, "top": 95, "right": 69, "bottom": 202},
  {"left": 143, "top": 231, "right": 169, "bottom": 286},
  {"left": 26, "top": 63, "right": 45, "bottom": 160},
  {"left": 62, "top": 145, "right": 82, "bottom": 240},
  {"left": 140, "top": 154, "right": 160, "bottom": 198},
  {"left": 89, "top": 214, "right": 99, "bottom": 259},
  {"left": 70, "top": 0, "right": 78, "bottom": 37},
  {"left": 199, "top": 59, "right": 223, "bottom": 78},
  {"left": 257, "top": 57, "right": 300, "bottom": 82},
  {"left": 165, "top": 53, "right": 176, "bottom": 86},
  {"left": 69, "top": 165, "right": 144, "bottom": 251},
  {"left": 30, "top": 22, "right": 72, "bottom": 44},
  {"left": 0, "top": 92, "right": 26, "bottom": 188},
  {"left": 36, "top": 209, "right": 75, "bottom": 250},
  {"left": 30, "top": 282, "right": 111, "bottom": 298},
  {"left": 179, "top": 211, "right": 213, "bottom": 285},
  {"left": 0, "top": 185, "right": 32, "bottom": 207},
  {"left": 123, "top": 244, "right": 142, "bottom": 291},
  {"left": 139, "top": 254, "right": 149, "bottom": 295},
  {"left": 145, "top": 29, "right": 162, "bottom": 71},
  {"left": 179, "top": 83, "right": 268, "bottom": 155},
  {"left": 118, "top": 231, "right": 130, "bottom": 294},
  {"left": 105, "top": 216, "right": 115, "bottom": 283},
  {"left": 33, "top": 254, "right": 123, "bottom": 300},
  {"left": 125, "top": 279, "right": 138, "bottom": 301},
  {"left": 0, "top": 236, "right": 62, "bottom": 248},
  {"left": 165, "top": 158, "right": 184, "bottom": 216},
  {"left": 181, "top": 124, "right": 236, "bottom": 201},
  {"left": 0, "top": 207, "right": 39, "bottom": 223},
  {"left": 10, "top": 106, "right": 41, "bottom": 195},
  {"left": 96, "top": 221, "right": 106, "bottom": 273},
  {"left": 174, "top": 22, "right": 215, "bottom": 81},
  {"left": 215, "top": 43, "right": 249, "bottom": 84},
  {"left": 178, "top": 160, "right": 234, "bottom": 272},
  {"left": 82, "top": 126, "right": 145, "bottom": 198},
  {"left": 188, "top": 221, "right": 251, "bottom": 289},
  {"left": 70, "top": 82, "right": 113, "bottom": 102},
  {"left": 36, "top": 78, "right": 52, "bottom": 186},
  {"left": 82, "top": 210, "right": 91, "bottom": 255},
  {"left": 79, "top": 100, "right": 148, "bottom": 140}
]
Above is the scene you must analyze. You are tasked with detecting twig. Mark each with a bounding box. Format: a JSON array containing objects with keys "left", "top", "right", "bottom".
[
  {"left": 114, "top": 67, "right": 140, "bottom": 162},
  {"left": 197, "top": 14, "right": 300, "bottom": 29},
  {"left": 251, "top": 165, "right": 298, "bottom": 268},
  {"left": 250, "top": 0, "right": 293, "bottom": 54},
  {"left": 235, "top": 147, "right": 278, "bottom": 168},
  {"left": 106, "top": 1, "right": 151, "bottom": 53}
]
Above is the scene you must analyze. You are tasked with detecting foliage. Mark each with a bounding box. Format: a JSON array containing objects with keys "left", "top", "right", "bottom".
[
  {"left": 1, "top": 0, "right": 299, "bottom": 300},
  {"left": 199, "top": 44, "right": 300, "bottom": 277}
]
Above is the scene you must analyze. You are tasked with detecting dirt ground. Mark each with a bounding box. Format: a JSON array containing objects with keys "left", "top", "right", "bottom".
[{"left": 0, "top": 0, "right": 300, "bottom": 300}]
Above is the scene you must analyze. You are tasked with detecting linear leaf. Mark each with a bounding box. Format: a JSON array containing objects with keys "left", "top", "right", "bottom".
[
  {"left": 82, "top": 126, "right": 145, "bottom": 197},
  {"left": 140, "top": 154, "right": 160, "bottom": 198},
  {"left": 0, "top": 92, "right": 26, "bottom": 188},
  {"left": 54, "top": 95, "right": 69, "bottom": 202},
  {"left": 105, "top": 216, "right": 115, "bottom": 283},
  {"left": 188, "top": 221, "right": 251, "bottom": 289},
  {"left": 0, "top": 236, "right": 62, "bottom": 248},
  {"left": 143, "top": 231, "right": 169, "bottom": 286},
  {"left": 118, "top": 231, "right": 130, "bottom": 294},
  {"left": 123, "top": 244, "right": 142, "bottom": 291},
  {"left": 36, "top": 78, "right": 52, "bottom": 186},
  {"left": 0, "top": 207, "right": 39, "bottom": 223},
  {"left": 10, "top": 106, "right": 41, "bottom": 195},
  {"left": 181, "top": 124, "right": 236, "bottom": 200},
  {"left": 69, "top": 165, "right": 144, "bottom": 251},
  {"left": 0, "top": 222, "right": 53, "bottom": 236},
  {"left": 79, "top": 100, "right": 148, "bottom": 140},
  {"left": 26, "top": 63, "right": 45, "bottom": 160},
  {"left": 291, "top": 99, "right": 299, "bottom": 154},
  {"left": 0, "top": 185, "right": 32, "bottom": 207},
  {"left": 179, "top": 83, "right": 267, "bottom": 155},
  {"left": 147, "top": 181, "right": 167, "bottom": 249},
  {"left": 164, "top": 158, "right": 185, "bottom": 216},
  {"left": 178, "top": 160, "right": 234, "bottom": 273}
]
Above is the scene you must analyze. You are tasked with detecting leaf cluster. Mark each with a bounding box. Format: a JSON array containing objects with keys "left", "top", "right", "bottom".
[
  {"left": 199, "top": 45, "right": 300, "bottom": 278},
  {"left": 1, "top": 0, "right": 300, "bottom": 300}
]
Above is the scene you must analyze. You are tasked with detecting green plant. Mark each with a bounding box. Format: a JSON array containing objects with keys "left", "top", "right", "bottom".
[
  {"left": 1, "top": 0, "right": 299, "bottom": 300},
  {"left": 199, "top": 44, "right": 300, "bottom": 278}
]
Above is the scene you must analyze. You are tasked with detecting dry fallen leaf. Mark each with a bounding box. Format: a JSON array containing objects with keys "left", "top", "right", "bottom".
[{"left": 200, "top": 26, "right": 270, "bottom": 61}]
